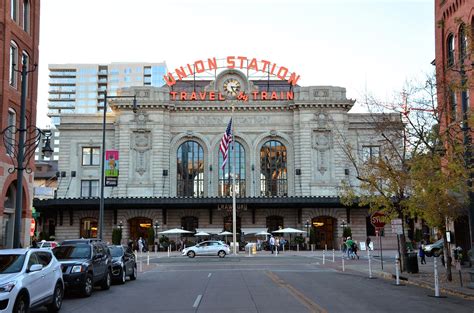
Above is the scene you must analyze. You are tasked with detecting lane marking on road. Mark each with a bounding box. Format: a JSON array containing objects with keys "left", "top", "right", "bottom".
[
  {"left": 266, "top": 271, "right": 328, "bottom": 313},
  {"left": 193, "top": 295, "right": 202, "bottom": 308},
  {"left": 208, "top": 273, "right": 212, "bottom": 278}
]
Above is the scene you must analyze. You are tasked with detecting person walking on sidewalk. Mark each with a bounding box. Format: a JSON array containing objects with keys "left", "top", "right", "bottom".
[
  {"left": 269, "top": 235, "right": 275, "bottom": 254},
  {"left": 419, "top": 241, "right": 426, "bottom": 264}
]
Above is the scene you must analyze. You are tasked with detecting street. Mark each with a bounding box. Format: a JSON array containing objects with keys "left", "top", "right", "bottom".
[{"left": 33, "top": 254, "right": 473, "bottom": 313}]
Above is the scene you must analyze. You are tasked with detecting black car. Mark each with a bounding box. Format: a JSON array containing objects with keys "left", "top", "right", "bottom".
[
  {"left": 108, "top": 245, "right": 137, "bottom": 284},
  {"left": 53, "top": 240, "right": 112, "bottom": 297}
]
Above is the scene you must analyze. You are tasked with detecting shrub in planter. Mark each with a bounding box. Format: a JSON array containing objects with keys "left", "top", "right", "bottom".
[
  {"left": 159, "top": 235, "right": 170, "bottom": 249},
  {"left": 343, "top": 227, "right": 352, "bottom": 238}
]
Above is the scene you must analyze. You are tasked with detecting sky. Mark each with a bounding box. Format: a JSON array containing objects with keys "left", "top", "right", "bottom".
[{"left": 36, "top": 0, "right": 435, "bottom": 127}]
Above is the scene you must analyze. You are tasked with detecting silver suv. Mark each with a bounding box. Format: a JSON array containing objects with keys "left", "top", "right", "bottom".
[
  {"left": 0, "top": 248, "right": 64, "bottom": 313},
  {"left": 182, "top": 241, "right": 230, "bottom": 258}
]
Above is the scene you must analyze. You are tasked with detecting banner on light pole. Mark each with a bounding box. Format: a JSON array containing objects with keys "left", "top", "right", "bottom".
[{"left": 105, "top": 150, "right": 119, "bottom": 187}]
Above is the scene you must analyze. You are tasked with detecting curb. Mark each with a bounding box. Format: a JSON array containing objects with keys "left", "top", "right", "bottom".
[{"left": 373, "top": 270, "right": 474, "bottom": 300}]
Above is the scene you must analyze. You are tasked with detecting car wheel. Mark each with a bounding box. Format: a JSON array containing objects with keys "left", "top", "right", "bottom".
[
  {"left": 119, "top": 267, "right": 126, "bottom": 284},
  {"left": 218, "top": 250, "right": 226, "bottom": 258},
  {"left": 101, "top": 270, "right": 111, "bottom": 290},
  {"left": 13, "top": 292, "right": 29, "bottom": 313},
  {"left": 130, "top": 266, "right": 137, "bottom": 281},
  {"left": 187, "top": 251, "right": 196, "bottom": 258},
  {"left": 82, "top": 274, "right": 93, "bottom": 297},
  {"left": 46, "top": 282, "right": 63, "bottom": 312}
]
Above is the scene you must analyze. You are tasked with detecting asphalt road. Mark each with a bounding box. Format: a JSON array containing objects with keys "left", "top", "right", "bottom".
[{"left": 33, "top": 255, "right": 473, "bottom": 313}]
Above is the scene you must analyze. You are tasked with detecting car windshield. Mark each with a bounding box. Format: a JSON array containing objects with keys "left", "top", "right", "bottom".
[
  {"left": 0, "top": 254, "right": 26, "bottom": 274},
  {"left": 53, "top": 245, "right": 91, "bottom": 259},
  {"left": 109, "top": 246, "right": 123, "bottom": 257}
]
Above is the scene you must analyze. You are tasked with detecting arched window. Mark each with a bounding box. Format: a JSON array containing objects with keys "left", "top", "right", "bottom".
[
  {"left": 177, "top": 141, "right": 204, "bottom": 197},
  {"left": 11, "top": 0, "right": 18, "bottom": 21},
  {"left": 219, "top": 141, "right": 246, "bottom": 196},
  {"left": 22, "top": 0, "right": 29, "bottom": 33},
  {"left": 6, "top": 109, "right": 16, "bottom": 155},
  {"left": 181, "top": 216, "right": 198, "bottom": 236},
  {"left": 80, "top": 218, "right": 97, "bottom": 238},
  {"left": 447, "top": 34, "right": 455, "bottom": 67},
  {"left": 459, "top": 25, "right": 467, "bottom": 62},
  {"left": 260, "top": 140, "right": 287, "bottom": 196},
  {"left": 9, "top": 41, "right": 18, "bottom": 87},
  {"left": 4, "top": 184, "right": 16, "bottom": 209},
  {"left": 266, "top": 216, "right": 284, "bottom": 233}
]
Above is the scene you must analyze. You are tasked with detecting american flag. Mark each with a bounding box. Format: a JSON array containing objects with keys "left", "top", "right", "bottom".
[{"left": 220, "top": 118, "right": 233, "bottom": 169}]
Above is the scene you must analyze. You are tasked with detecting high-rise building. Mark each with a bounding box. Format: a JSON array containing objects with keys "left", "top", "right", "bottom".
[
  {"left": 47, "top": 62, "right": 167, "bottom": 126},
  {"left": 434, "top": 0, "right": 473, "bottom": 253},
  {"left": 0, "top": 0, "right": 41, "bottom": 248}
]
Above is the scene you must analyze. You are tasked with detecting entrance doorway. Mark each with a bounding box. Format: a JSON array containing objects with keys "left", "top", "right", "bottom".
[
  {"left": 129, "top": 217, "right": 153, "bottom": 243},
  {"left": 312, "top": 216, "right": 336, "bottom": 250}
]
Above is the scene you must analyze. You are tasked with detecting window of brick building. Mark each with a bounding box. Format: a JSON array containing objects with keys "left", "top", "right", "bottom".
[{"left": 447, "top": 34, "right": 455, "bottom": 67}]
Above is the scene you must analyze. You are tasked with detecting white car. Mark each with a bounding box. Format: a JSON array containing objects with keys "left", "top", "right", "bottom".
[
  {"left": 0, "top": 249, "right": 64, "bottom": 313},
  {"left": 182, "top": 241, "right": 230, "bottom": 258}
]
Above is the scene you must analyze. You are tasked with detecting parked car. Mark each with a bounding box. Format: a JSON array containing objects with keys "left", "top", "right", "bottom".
[
  {"left": 182, "top": 241, "right": 230, "bottom": 258},
  {"left": 108, "top": 245, "right": 137, "bottom": 284},
  {"left": 53, "top": 240, "right": 112, "bottom": 297},
  {"left": 423, "top": 239, "right": 444, "bottom": 257},
  {"left": 0, "top": 248, "right": 64, "bottom": 313},
  {"left": 38, "top": 240, "right": 59, "bottom": 249}
]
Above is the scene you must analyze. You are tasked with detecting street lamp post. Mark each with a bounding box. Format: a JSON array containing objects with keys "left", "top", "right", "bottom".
[
  {"left": 98, "top": 91, "right": 137, "bottom": 240},
  {"left": 154, "top": 221, "right": 160, "bottom": 241},
  {"left": 1, "top": 58, "right": 53, "bottom": 248},
  {"left": 118, "top": 220, "right": 123, "bottom": 244}
]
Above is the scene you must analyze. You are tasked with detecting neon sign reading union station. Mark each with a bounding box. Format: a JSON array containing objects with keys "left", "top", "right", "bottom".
[{"left": 164, "top": 56, "right": 300, "bottom": 101}]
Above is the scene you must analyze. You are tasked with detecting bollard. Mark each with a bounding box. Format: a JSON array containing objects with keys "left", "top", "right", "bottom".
[
  {"left": 311, "top": 244, "right": 314, "bottom": 252},
  {"left": 297, "top": 244, "right": 299, "bottom": 252},
  {"left": 139, "top": 261, "right": 143, "bottom": 272},
  {"left": 147, "top": 253, "right": 150, "bottom": 266},
  {"left": 323, "top": 250, "right": 326, "bottom": 264},
  {"left": 434, "top": 257, "right": 440, "bottom": 297},
  {"left": 167, "top": 246, "right": 170, "bottom": 258},
  {"left": 395, "top": 253, "right": 400, "bottom": 285},
  {"left": 368, "top": 249, "right": 373, "bottom": 279},
  {"left": 342, "top": 254, "right": 345, "bottom": 272},
  {"left": 332, "top": 249, "right": 335, "bottom": 262},
  {"left": 134, "top": 251, "right": 138, "bottom": 261},
  {"left": 248, "top": 246, "right": 251, "bottom": 257}
]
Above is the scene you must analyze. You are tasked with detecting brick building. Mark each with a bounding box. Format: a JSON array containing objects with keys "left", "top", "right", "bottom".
[
  {"left": 434, "top": 0, "right": 474, "bottom": 252},
  {"left": 0, "top": 0, "right": 41, "bottom": 248}
]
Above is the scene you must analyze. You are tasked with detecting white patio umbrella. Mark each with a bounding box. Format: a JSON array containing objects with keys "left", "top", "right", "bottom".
[
  {"left": 272, "top": 227, "right": 305, "bottom": 250},
  {"left": 194, "top": 231, "right": 210, "bottom": 236},
  {"left": 158, "top": 228, "right": 193, "bottom": 251},
  {"left": 255, "top": 231, "right": 271, "bottom": 236},
  {"left": 218, "top": 231, "right": 233, "bottom": 243}
]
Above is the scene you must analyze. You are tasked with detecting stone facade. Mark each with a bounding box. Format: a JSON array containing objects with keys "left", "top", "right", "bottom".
[{"left": 37, "top": 71, "right": 401, "bottom": 249}]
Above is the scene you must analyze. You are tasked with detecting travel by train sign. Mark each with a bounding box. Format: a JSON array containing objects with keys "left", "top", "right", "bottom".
[{"left": 164, "top": 56, "right": 300, "bottom": 101}]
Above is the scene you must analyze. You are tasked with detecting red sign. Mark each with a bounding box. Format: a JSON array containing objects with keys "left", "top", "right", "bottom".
[
  {"left": 370, "top": 212, "right": 386, "bottom": 228},
  {"left": 164, "top": 56, "right": 300, "bottom": 87},
  {"left": 30, "top": 219, "right": 36, "bottom": 237}
]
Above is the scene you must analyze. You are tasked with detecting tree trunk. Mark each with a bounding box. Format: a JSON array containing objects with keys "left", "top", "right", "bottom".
[
  {"left": 443, "top": 236, "right": 452, "bottom": 281},
  {"left": 399, "top": 233, "right": 408, "bottom": 272}
]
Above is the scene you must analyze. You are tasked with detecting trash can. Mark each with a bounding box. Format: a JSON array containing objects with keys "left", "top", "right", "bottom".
[{"left": 406, "top": 252, "right": 419, "bottom": 273}]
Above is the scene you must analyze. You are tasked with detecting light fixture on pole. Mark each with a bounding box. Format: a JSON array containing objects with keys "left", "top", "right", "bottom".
[
  {"left": 1, "top": 58, "right": 53, "bottom": 248},
  {"left": 154, "top": 220, "right": 160, "bottom": 240},
  {"left": 304, "top": 220, "right": 311, "bottom": 238},
  {"left": 98, "top": 91, "right": 138, "bottom": 240},
  {"left": 118, "top": 220, "right": 123, "bottom": 231}
]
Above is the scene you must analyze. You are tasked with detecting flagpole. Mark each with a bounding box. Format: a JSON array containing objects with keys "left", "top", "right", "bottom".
[{"left": 231, "top": 103, "right": 237, "bottom": 254}]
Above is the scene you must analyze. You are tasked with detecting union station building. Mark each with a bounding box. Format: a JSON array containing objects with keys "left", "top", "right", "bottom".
[{"left": 33, "top": 65, "right": 401, "bottom": 249}]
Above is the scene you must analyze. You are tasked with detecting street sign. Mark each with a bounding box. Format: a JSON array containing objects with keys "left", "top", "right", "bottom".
[
  {"left": 391, "top": 219, "right": 403, "bottom": 235},
  {"left": 370, "top": 211, "right": 386, "bottom": 228}
]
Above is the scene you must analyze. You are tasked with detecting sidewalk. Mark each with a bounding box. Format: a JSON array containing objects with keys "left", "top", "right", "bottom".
[{"left": 280, "top": 249, "right": 474, "bottom": 300}]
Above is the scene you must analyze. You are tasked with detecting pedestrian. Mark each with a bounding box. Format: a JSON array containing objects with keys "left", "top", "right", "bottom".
[
  {"left": 275, "top": 237, "right": 280, "bottom": 252},
  {"left": 138, "top": 237, "right": 144, "bottom": 253},
  {"left": 419, "top": 242, "right": 426, "bottom": 264},
  {"left": 352, "top": 241, "right": 359, "bottom": 259},
  {"left": 345, "top": 237, "right": 354, "bottom": 259},
  {"left": 366, "top": 237, "right": 371, "bottom": 251},
  {"left": 269, "top": 235, "right": 275, "bottom": 254}
]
